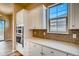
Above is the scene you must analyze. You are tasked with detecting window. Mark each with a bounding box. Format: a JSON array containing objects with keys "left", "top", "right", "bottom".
[{"left": 47, "top": 3, "right": 68, "bottom": 34}]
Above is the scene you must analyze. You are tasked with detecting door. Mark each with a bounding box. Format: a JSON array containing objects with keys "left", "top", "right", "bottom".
[{"left": 0, "top": 20, "right": 4, "bottom": 41}]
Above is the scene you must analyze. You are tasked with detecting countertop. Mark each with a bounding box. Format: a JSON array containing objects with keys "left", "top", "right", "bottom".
[{"left": 28, "top": 37, "right": 79, "bottom": 56}]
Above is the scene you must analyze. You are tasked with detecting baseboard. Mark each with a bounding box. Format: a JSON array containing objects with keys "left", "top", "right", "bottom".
[
  {"left": 16, "top": 50, "right": 23, "bottom": 56},
  {"left": 12, "top": 49, "right": 17, "bottom": 52},
  {"left": 5, "top": 40, "right": 12, "bottom": 41}
]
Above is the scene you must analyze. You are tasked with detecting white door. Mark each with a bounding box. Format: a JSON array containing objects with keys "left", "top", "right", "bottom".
[{"left": 0, "top": 20, "right": 4, "bottom": 41}]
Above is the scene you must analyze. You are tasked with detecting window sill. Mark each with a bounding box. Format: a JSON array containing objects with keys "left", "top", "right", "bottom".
[{"left": 47, "top": 31, "right": 69, "bottom": 34}]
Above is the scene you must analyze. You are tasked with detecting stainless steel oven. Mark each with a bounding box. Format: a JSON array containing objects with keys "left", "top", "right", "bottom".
[{"left": 16, "top": 26, "right": 24, "bottom": 47}]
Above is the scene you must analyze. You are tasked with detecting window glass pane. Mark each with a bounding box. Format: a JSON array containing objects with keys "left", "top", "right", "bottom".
[
  {"left": 57, "top": 18, "right": 66, "bottom": 24},
  {"left": 50, "top": 26, "right": 57, "bottom": 32},
  {"left": 50, "top": 7, "right": 57, "bottom": 13},
  {"left": 49, "top": 3, "right": 68, "bottom": 19},
  {"left": 0, "top": 21, "right": 4, "bottom": 30},
  {"left": 58, "top": 3, "right": 68, "bottom": 17},
  {"left": 58, "top": 26, "right": 66, "bottom": 32},
  {"left": 50, "top": 13, "right": 57, "bottom": 19},
  {"left": 50, "top": 20, "right": 57, "bottom": 23},
  {"left": 58, "top": 3, "right": 67, "bottom": 12},
  {"left": 57, "top": 18, "right": 67, "bottom": 32},
  {"left": 58, "top": 10, "right": 67, "bottom": 17},
  {"left": 49, "top": 6, "right": 58, "bottom": 19},
  {"left": 50, "top": 20, "right": 57, "bottom": 32}
]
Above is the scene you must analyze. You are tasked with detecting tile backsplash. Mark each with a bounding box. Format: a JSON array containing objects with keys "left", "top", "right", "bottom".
[{"left": 32, "top": 29, "right": 79, "bottom": 44}]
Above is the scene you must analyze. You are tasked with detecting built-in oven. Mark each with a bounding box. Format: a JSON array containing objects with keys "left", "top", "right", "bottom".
[
  {"left": 16, "top": 26, "right": 23, "bottom": 35},
  {"left": 16, "top": 26, "right": 24, "bottom": 47}
]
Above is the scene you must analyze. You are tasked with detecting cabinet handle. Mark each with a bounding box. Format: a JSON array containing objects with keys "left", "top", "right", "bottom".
[
  {"left": 40, "top": 52, "right": 45, "bottom": 55},
  {"left": 72, "top": 25, "right": 75, "bottom": 27},
  {"left": 51, "top": 51, "right": 54, "bottom": 53}
]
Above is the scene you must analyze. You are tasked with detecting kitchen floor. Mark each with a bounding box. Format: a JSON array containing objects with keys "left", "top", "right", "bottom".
[{"left": 0, "top": 41, "right": 22, "bottom": 56}]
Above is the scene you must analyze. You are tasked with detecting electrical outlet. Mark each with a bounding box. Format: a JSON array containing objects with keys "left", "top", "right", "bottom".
[
  {"left": 43, "top": 32, "right": 46, "bottom": 36},
  {"left": 34, "top": 31, "right": 36, "bottom": 35},
  {"left": 73, "top": 34, "right": 76, "bottom": 39}
]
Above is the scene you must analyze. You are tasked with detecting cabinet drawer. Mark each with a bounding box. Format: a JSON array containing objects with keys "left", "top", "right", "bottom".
[{"left": 43, "top": 46, "right": 67, "bottom": 56}]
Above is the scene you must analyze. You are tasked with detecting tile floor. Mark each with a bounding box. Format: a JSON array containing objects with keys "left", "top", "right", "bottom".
[{"left": 0, "top": 41, "right": 22, "bottom": 56}]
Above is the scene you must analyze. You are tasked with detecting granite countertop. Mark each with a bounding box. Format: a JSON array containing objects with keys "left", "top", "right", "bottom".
[{"left": 28, "top": 37, "right": 79, "bottom": 56}]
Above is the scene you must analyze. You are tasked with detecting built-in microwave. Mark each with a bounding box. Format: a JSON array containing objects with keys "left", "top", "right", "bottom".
[{"left": 16, "top": 26, "right": 24, "bottom": 35}]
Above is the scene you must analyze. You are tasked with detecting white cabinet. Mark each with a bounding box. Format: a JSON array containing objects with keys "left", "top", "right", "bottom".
[
  {"left": 29, "top": 42, "right": 67, "bottom": 56},
  {"left": 16, "top": 9, "right": 24, "bottom": 26},
  {"left": 29, "top": 42, "right": 42, "bottom": 56},
  {"left": 16, "top": 9, "right": 30, "bottom": 55},
  {"left": 29, "top": 5, "right": 46, "bottom": 29},
  {"left": 16, "top": 43, "right": 24, "bottom": 55},
  {"left": 67, "top": 53, "right": 74, "bottom": 56},
  {"left": 69, "top": 4, "right": 79, "bottom": 29},
  {"left": 42, "top": 46, "right": 67, "bottom": 56}
]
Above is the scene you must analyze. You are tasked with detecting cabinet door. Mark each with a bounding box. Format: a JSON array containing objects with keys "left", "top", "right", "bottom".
[
  {"left": 29, "top": 42, "right": 42, "bottom": 56},
  {"left": 23, "top": 41, "right": 30, "bottom": 56},
  {"left": 29, "top": 5, "right": 46, "bottom": 29},
  {"left": 16, "top": 9, "right": 24, "bottom": 26},
  {"left": 67, "top": 53, "right": 74, "bottom": 56},
  {"left": 16, "top": 43, "right": 24, "bottom": 55},
  {"left": 69, "top": 4, "right": 79, "bottom": 29},
  {"left": 43, "top": 46, "right": 67, "bottom": 56}
]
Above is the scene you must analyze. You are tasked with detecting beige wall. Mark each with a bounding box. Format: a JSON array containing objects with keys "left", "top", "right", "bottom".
[
  {"left": 5, "top": 15, "right": 12, "bottom": 40},
  {"left": 0, "top": 13, "right": 13, "bottom": 41},
  {"left": 0, "top": 12, "right": 13, "bottom": 41},
  {"left": 0, "top": 13, "right": 12, "bottom": 40}
]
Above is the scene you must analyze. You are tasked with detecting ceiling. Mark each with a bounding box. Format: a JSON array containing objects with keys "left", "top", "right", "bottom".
[
  {"left": 18, "top": 3, "right": 53, "bottom": 10},
  {"left": 0, "top": 3, "right": 53, "bottom": 15},
  {"left": 0, "top": 3, "right": 13, "bottom": 15}
]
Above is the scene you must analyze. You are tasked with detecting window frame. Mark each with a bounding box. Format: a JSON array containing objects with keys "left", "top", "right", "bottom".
[{"left": 47, "top": 3, "right": 69, "bottom": 34}]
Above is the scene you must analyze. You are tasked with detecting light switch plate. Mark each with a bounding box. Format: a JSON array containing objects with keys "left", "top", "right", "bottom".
[{"left": 73, "top": 34, "right": 76, "bottom": 39}]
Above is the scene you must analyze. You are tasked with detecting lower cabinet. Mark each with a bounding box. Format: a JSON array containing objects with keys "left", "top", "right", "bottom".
[
  {"left": 29, "top": 42, "right": 67, "bottom": 56},
  {"left": 42, "top": 46, "right": 67, "bottom": 56},
  {"left": 29, "top": 42, "right": 42, "bottom": 56},
  {"left": 17, "top": 41, "right": 75, "bottom": 56},
  {"left": 67, "top": 54, "right": 74, "bottom": 56},
  {"left": 16, "top": 43, "right": 24, "bottom": 55}
]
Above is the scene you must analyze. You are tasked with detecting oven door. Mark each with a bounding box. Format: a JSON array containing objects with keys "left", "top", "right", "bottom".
[{"left": 16, "top": 35, "right": 22, "bottom": 44}]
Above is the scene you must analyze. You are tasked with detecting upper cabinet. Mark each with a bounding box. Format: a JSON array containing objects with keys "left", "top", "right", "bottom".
[
  {"left": 29, "top": 5, "right": 46, "bottom": 29},
  {"left": 16, "top": 9, "right": 25, "bottom": 26},
  {"left": 69, "top": 3, "right": 79, "bottom": 29},
  {"left": 16, "top": 9, "right": 29, "bottom": 26}
]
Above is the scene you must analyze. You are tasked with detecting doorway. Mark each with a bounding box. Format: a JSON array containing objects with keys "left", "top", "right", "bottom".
[{"left": 0, "top": 20, "right": 4, "bottom": 41}]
